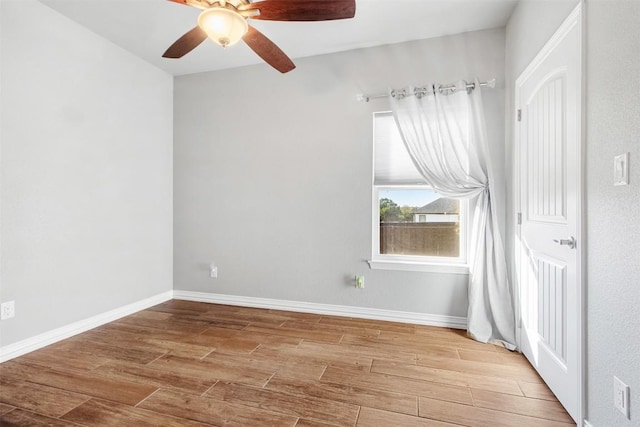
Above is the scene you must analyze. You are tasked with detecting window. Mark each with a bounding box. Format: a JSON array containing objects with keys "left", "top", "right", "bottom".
[{"left": 369, "top": 112, "right": 468, "bottom": 273}]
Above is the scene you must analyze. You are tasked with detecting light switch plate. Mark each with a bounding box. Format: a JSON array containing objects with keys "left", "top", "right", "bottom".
[
  {"left": 614, "top": 153, "right": 629, "bottom": 186},
  {"left": 614, "top": 376, "right": 631, "bottom": 419}
]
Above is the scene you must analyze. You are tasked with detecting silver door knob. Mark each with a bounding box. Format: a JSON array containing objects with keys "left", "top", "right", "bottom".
[{"left": 553, "top": 236, "right": 576, "bottom": 249}]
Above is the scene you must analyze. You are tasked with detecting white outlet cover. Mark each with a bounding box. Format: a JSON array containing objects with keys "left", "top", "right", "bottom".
[
  {"left": 614, "top": 153, "right": 630, "bottom": 186},
  {"left": 614, "top": 376, "right": 631, "bottom": 419},
  {"left": 1, "top": 301, "right": 15, "bottom": 320}
]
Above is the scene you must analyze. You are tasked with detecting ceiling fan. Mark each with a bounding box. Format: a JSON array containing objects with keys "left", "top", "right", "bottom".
[{"left": 163, "top": 0, "right": 357, "bottom": 73}]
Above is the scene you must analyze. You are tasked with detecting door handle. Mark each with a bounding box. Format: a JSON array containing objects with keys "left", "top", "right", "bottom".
[{"left": 553, "top": 236, "right": 576, "bottom": 249}]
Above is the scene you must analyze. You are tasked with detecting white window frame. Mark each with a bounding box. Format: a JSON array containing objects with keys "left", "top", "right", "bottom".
[{"left": 368, "top": 113, "right": 469, "bottom": 275}]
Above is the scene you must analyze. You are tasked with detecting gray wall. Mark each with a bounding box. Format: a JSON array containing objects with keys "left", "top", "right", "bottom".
[
  {"left": 585, "top": 1, "right": 640, "bottom": 425},
  {"left": 174, "top": 29, "right": 506, "bottom": 318},
  {"left": 0, "top": 0, "right": 174, "bottom": 346},
  {"left": 506, "top": 0, "right": 640, "bottom": 425}
]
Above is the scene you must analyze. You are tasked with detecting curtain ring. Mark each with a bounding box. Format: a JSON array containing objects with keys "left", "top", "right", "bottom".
[
  {"left": 390, "top": 89, "right": 407, "bottom": 99},
  {"left": 439, "top": 84, "right": 456, "bottom": 96},
  {"left": 393, "top": 89, "right": 406, "bottom": 99},
  {"left": 467, "top": 81, "right": 475, "bottom": 95},
  {"left": 413, "top": 87, "right": 423, "bottom": 99}
]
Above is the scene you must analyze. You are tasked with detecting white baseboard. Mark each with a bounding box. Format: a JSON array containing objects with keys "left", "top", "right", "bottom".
[
  {"left": 0, "top": 290, "right": 173, "bottom": 363},
  {"left": 583, "top": 421, "right": 593, "bottom": 427},
  {"left": 173, "top": 290, "right": 467, "bottom": 329},
  {"left": 0, "top": 290, "right": 467, "bottom": 363}
]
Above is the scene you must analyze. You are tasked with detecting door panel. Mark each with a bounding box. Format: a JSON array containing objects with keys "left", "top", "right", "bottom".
[
  {"left": 527, "top": 74, "right": 567, "bottom": 223},
  {"left": 516, "top": 5, "right": 582, "bottom": 423},
  {"left": 535, "top": 254, "right": 567, "bottom": 363}
]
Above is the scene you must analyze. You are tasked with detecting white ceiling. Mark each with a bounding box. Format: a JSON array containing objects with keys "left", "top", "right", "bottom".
[{"left": 38, "top": 0, "right": 519, "bottom": 76}]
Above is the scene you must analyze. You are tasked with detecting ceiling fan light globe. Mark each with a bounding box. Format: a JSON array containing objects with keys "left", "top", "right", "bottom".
[{"left": 197, "top": 7, "right": 248, "bottom": 48}]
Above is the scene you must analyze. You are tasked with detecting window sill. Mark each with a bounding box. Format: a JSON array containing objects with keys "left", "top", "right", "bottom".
[{"left": 367, "top": 260, "right": 469, "bottom": 275}]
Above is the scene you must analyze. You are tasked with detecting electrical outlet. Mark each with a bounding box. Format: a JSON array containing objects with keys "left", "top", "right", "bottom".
[
  {"left": 210, "top": 264, "right": 218, "bottom": 278},
  {"left": 1, "top": 301, "right": 15, "bottom": 320},
  {"left": 614, "top": 376, "right": 631, "bottom": 419},
  {"left": 355, "top": 275, "right": 365, "bottom": 289}
]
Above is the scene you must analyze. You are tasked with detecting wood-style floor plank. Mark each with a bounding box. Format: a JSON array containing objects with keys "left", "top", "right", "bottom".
[
  {"left": 243, "top": 324, "right": 344, "bottom": 344},
  {"left": 18, "top": 347, "right": 111, "bottom": 371},
  {"left": 298, "top": 338, "right": 417, "bottom": 364},
  {"left": 61, "top": 398, "right": 209, "bottom": 426},
  {"left": 91, "top": 360, "right": 216, "bottom": 394},
  {"left": 415, "top": 352, "right": 543, "bottom": 383},
  {"left": 138, "top": 388, "right": 298, "bottom": 426},
  {"left": 1, "top": 408, "right": 84, "bottom": 426},
  {"left": 356, "top": 406, "right": 458, "bottom": 427},
  {"left": 206, "top": 381, "right": 360, "bottom": 426},
  {"left": 280, "top": 319, "right": 381, "bottom": 339},
  {"left": 149, "top": 299, "right": 213, "bottom": 314},
  {"left": 341, "top": 334, "right": 461, "bottom": 359},
  {"left": 197, "top": 346, "right": 327, "bottom": 381},
  {"left": 149, "top": 354, "right": 274, "bottom": 388},
  {"left": 372, "top": 359, "right": 524, "bottom": 395},
  {"left": 266, "top": 375, "right": 418, "bottom": 416},
  {"left": 14, "top": 367, "right": 158, "bottom": 406},
  {"left": 470, "top": 389, "right": 575, "bottom": 423},
  {"left": 0, "top": 300, "right": 574, "bottom": 426},
  {"left": 199, "top": 307, "right": 302, "bottom": 327},
  {"left": 75, "top": 327, "right": 215, "bottom": 359},
  {"left": 56, "top": 338, "right": 166, "bottom": 365},
  {"left": 114, "top": 315, "right": 210, "bottom": 335},
  {"left": 317, "top": 316, "right": 420, "bottom": 334},
  {"left": 252, "top": 341, "right": 373, "bottom": 369},
  {"left": 0, "top": 377, "right": 89, "bottom": 418},
  {"left": 418, "top": 396, "right": 575, "bottom": 427},
  {"left": 321, "top": 365, "right": 474, "bottom": 405},
  {"left": 378, "top": 329, "right": 499, "bottom": 352},
  {"left": 0, "top": 359, "right": 60, "bottom": 382},
  {"left": 201, "top": 326, "right": 303, "bottom": 347}
]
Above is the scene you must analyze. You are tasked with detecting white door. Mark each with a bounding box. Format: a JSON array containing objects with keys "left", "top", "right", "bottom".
[{"left": 515, "top": 5, "right": 582, "bottom": 423}]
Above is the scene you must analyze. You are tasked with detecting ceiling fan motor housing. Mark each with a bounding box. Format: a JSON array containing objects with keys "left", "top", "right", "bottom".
[{"left": 198, "top": 7, "right": 248, "bottom": 47}]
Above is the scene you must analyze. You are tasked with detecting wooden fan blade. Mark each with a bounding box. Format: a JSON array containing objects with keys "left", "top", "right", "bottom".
[
  {"left": 163, "top": 26, "right": 207, "bottom": 58},
  {"left": 241, "top": 0, "right": 355, "bottom": 21},
  {"left": 242, "top": 25, "right": 295, "bottom": 73}
]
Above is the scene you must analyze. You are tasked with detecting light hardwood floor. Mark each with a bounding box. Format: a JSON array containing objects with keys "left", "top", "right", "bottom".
[{"left": 0, "top": 300, "right": 575, "bottom": 426}]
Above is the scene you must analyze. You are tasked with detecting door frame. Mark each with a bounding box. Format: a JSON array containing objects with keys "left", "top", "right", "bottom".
[{"left": 513, "top": 2, "right": 585, "bottom": 424}]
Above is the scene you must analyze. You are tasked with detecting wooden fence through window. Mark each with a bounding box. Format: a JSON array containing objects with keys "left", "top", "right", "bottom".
[{"left": 380, "top": 222, "right": 459, "bottom": 257}]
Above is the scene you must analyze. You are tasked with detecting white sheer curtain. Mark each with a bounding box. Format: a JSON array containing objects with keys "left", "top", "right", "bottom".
[{"left": 390, "top": 79, "right": 516, "bottom": 349}]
